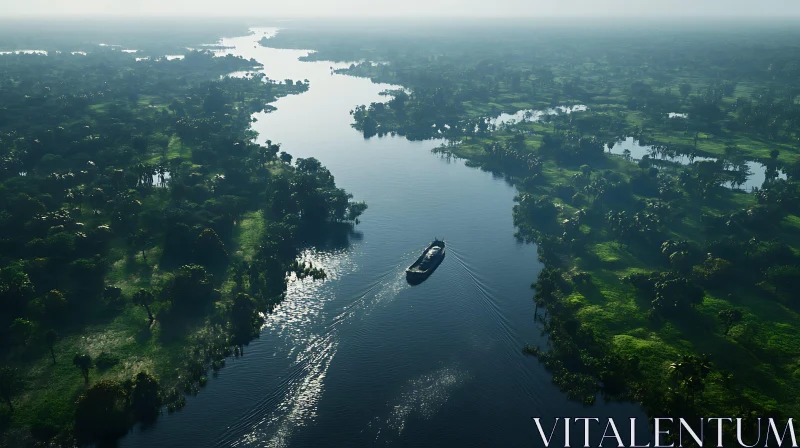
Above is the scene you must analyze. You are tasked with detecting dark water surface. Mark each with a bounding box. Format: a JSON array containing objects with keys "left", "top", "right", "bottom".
[{"left": 122, "top": 28, "right": 648, "bottom": 448}]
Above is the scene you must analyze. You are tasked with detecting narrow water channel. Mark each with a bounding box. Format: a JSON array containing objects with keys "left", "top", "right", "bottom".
[{"left": 121, "top": 28, "right": 648, "bottom": 448}]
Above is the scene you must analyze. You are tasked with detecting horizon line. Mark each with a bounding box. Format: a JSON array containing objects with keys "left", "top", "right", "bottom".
[{"left": 2, "top": 14, "right": 800, "bottom": 20}]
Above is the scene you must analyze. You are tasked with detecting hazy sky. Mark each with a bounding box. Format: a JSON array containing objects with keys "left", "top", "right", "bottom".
[{"left": 2, "top": 0, "right": 799, "bottom": 18}]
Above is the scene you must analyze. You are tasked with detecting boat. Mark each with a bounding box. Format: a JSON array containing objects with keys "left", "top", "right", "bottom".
[{"left": 405, "top": 239, "right": 446, "bottom": 285}]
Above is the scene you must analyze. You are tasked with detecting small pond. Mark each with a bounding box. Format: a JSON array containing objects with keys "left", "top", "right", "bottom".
[
  {"left": 608, "top": 137, "right": 786, "bottom": 191},
  {"left": 490, "top": 104, "right": 587, "bottom": 127}
]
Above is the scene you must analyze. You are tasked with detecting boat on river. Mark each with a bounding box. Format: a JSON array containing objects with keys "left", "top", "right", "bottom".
[{"left": 406, "top": 239, "right": 445, "bottom": 285}]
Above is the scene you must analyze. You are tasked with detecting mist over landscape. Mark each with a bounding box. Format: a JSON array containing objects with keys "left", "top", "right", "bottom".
[
  {"left": 3, "top": 0, "right": 800, "bottom": 17},
  {"left": 1, "top": 2, "right": 800, "bottom": 448}
]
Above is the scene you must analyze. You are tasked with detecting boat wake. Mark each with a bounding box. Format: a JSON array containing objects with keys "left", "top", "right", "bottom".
[
  {"left": 446, "top": 245, "right": 520, "bottom": 353},
  {"left": 216, "top": 249, "right": 415, "bottom": 447},
  {"left": 444, "top": 244, "right": 543, "bottom": 404}
]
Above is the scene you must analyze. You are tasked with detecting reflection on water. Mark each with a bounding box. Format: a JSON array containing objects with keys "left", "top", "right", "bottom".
[
  {"left": 222, "top": 71, "right": 261, "bottom": 79},
  {"left": 151, "top": 171, "right": 170, "bottom": 187},
  {"left": 609, "top": 136, "right": 786, "bottom": 190},
  {"left": 229, "top": 248, "right": 352, "bottom": 448},
  {"left": 490, "top": 104, "right": 587, "bottom": 127}
]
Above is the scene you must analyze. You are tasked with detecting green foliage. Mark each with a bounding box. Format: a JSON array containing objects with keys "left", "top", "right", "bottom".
[
  {"left": 131, "top": 372, "right": 161, "bottom": 423},
  {"left": 44, "top": 329, "right": 58, "bottom": 364},
  {"left": 229, "top": 293, "right": 261, "bottom": 345},
  {"left": 8, "top": 318, "right": 36, "bottom": 347},
  {"left": 667, "top": 354, "right": 711, "bottom": 403},
  {"left": 72, "top": 353, "right": 92, "bottom": 384},
  {"left": 653, "top": 277, "right": 705, "bottom": 312},
  {"left": 74, "top": 380, "right": 128, "bottom": 445},
  {"left": 131, "top": 289, "right": 156, "bottom": 323},
  {"left": 0, "top": 367, "right": 24, "bottom": 413},
  {"left": 159, "top": 265, "right": 217, "bottom": 313},
  {"left": 718, "top": 309, "right": 743, "bottom": 336},
  {"left": 762, "top": 265, "right": 800, "bottom": 297},
  {"left": 194, "top": 228, "right": 229, "bottom": 271}
]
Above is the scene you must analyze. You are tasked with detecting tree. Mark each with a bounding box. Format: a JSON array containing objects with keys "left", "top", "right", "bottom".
[
  {"left": 718, "top": 309, "right": 743, "bottom": 336},
  {"left": 231, "top": 293, "right": 261, "bottom": 345},
  {"left": 668, "top": 250, "right": 693, "bottom": 274},
  {"left": 0, "top": 262, "right": 35, "bottom": 317},
  {"left": 699, "top": 257, "right": 734, "bottom": 286},
  {"left": 0, "top": 367, "right": 24, "bottom": 412},
  {"left": 132, "top": 289, "right": 155, "bottom": 324},
  {"left": 131, "top": 371, "right": 161, "bottom": 423},
  {"left": 723, "top": 145, "right": 740, "bottom": 168},
  {"left": 162, "top": 223, "right": 194, "bottom": 267},
  {"left": 130, "top": 229, "right": 151, "bottom": 261},
  {"left": 763, "top": 265, "right": 800, "bottom": 297},
  {"left": 667, "top": 354, "right": 711, "bottom": 403},
  {"left": 44, "top": 329, "right": 58, "bottom": 364},
  {"left": 161, "top": 264, "right": 217, "bottom": 310},
  {"left": 103, "top": 285, "right": 122, "bottom": 303},
  {"left": 653, "top": 278, "right": 704, "bottom": 313},
  {"left": 73, "top": 353, "right": 93, "bottom": 384},
  {"left": 9, "top": 318, "right": 35, "bottom": 347},
  {"left": 194, "top": 228, "right": 229, "bottom": 270},
  {"left": 38, "top": 289, "right": 68, "bottom": 322},
  {"left": 74, "top": 380, "right": 129, "bottom": 444}
]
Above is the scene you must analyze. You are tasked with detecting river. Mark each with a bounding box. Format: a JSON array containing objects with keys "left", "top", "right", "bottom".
[{"left": 121, "top": 28, "right": 648, "bottom": 448}]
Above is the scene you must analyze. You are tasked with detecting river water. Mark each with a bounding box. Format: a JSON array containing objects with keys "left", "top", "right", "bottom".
[{"left": 122, "top": 28, "right": 648, "bottom": 448}]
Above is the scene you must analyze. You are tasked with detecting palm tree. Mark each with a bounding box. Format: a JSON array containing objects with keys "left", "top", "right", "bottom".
[
  {"left": 667, "top": 354, "right": 711, "bottom": 403},
  {"left": 45, "top": 329, "right": 58, "bottom": 364},
  {"left": 0, "top": 367, "right": 23, "bottom": 412},
  {"left": 132, "top": 289, "right": 156, "bottom": 324},
  {"left": 73, "top": 353, "right": 92, "bottom": 384},
  {"left": 130, "top": 230, "right": 150, "bottom": 261},
  {"left": 723, "top": 145, "right": 740, "bottom": 169},
  {"left": 718, "top": 309, "right": 743, "bottom": 336}
]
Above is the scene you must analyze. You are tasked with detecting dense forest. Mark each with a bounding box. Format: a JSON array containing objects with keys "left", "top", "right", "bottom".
[
  {"left": 0, "top": 26, "right": 365, "bottom": 447},
  {"left": 264, "top": 20, "right": 800, "bottom": 441}
]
